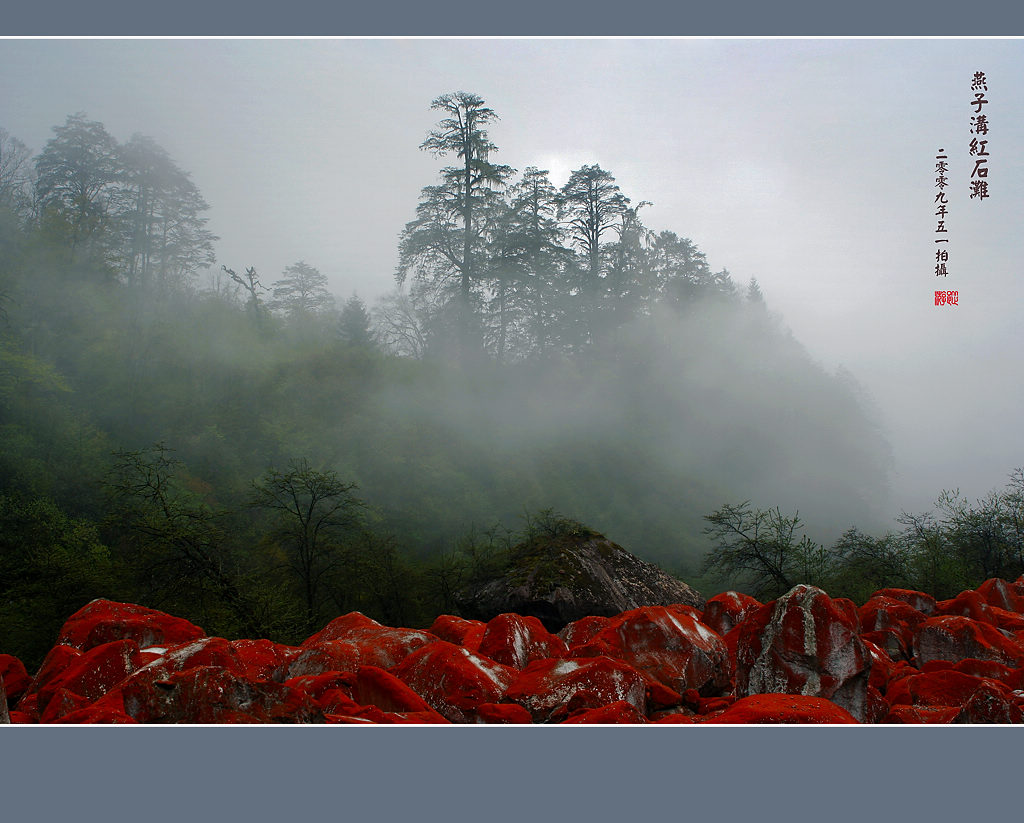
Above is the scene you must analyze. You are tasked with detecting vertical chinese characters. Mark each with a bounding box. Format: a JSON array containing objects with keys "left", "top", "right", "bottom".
[
  {"left": 969, "top": 71, "right": 990, "bottom": 200},
  {"left": 934, "top": 149, "right": 950, "bottom": 284}
]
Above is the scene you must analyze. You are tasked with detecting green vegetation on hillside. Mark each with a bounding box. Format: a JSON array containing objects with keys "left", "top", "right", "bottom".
[{"left": 5, "top": 99, "right": 1001, "bottom": 670}]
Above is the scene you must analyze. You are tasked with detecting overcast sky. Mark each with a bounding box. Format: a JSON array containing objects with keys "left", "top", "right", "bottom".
[{"left": 2, "top": 38, "right": 1022, "bottom": 516}]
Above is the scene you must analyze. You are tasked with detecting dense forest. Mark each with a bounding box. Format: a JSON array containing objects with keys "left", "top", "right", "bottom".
[{"left": 1, "top": 93, "right": 1018, "bottom": 670}]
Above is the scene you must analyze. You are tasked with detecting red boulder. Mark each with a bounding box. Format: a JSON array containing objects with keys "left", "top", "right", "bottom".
[
  {"left": 572, "top": 606, "right": 731, "bottom": 695},
  {"left": 913, "top": 615, "right": 1024, "bottom": 667},
  {"left": 886, "top": 669, "right": 1022, "bottom": 723},
  {"left": 733, "top": 584, "right": 871, "bottom": 721},
  {"left": 285, "top": 641, "right": 363, "bottom": 678},
  {"left": 229, "top": 639, "right": 301, "bottom": 682},
  {"left": 883, "top": 705, "right": 960, "bottom": 724},
  {"left": 502, "top": 656, "right": 651, "bottom": 722},
  {"left": 954, "top": 680, "right": 1023, "bottom": 724},
  {"left": 0, "top": 655, "right": 31, "bottom": 706},
  {"left": 303, "top": 612, "right": 438, "bottom": 669},
  {"left": 976, "top": 578, "right": 1024, "bottom": 613},
  {"left": 427, "top": 614, "right": 486, "bottom": 646},
  {"left": 390, "top": 641, "right": 517, "bottom": 723},
  {"left": 561, "top": 700, "right": 647, "bottom": 724},
  {"left": 351, "top": 665, "right": 437, "bottom": 715},
  {"left": 119, "top": 664, "right": 323, "bottom": 723},
  {"left": 934, "top": 590, "right": 999, "bottom": 627},
  {"left": 55, "top": 600, "right": 205, "bottom": 652},
  {"left": 700, "top": 591, "right": 762, "bottom": 637},
  {"left": 871, "top": 589, "right": 936, "bottom": 615},
  {"left": 558, "top": 615, "right": 612, "bottom": 650},
  {"left": 859, "top": 595, "right": 928, "bottom": 653},
  {"left": 53, "top": 705, "right": 139, "bottom": 724},
  {"left": 477, "top": 613, "right": 568, "bottom": 669},
  {"left": 701, "top": 694, "right": 858, "bottom": 724},
  {"left": 474, "top": 702, "right": 533, "bottom": 724},
  {"left": 36, "top": 639, "right": 139, "bottom": 716}
]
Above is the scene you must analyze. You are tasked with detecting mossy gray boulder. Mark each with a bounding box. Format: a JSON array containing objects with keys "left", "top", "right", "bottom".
[{"left": 456, "top": 520, "right": 704, "bottom": 632}]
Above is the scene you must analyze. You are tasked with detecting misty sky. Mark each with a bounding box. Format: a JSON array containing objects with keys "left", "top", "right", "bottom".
[{"left": 2, "top": 38, "right": 1022, "bottom": 516}]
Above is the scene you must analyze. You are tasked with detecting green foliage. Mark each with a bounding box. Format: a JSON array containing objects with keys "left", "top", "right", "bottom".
[
  {"left": 702, "top": 470, "right": 1024, "bottom": 603},
  {"left": 251, "top": 459, "right": 365, "bottom": 633},
  {"left": 701, "top": 502, "right": 825, "bottom": 600},
  {"left": 270, "top": 261, "right": 334, "bottom": 319},
  {"left": 338, "top": 294, "right": 375, "bottom": 349},
  {"left": 104, "top": 444, "right": 274, "bottom": 638},
  {"left": 0, "top": 103, "right": 932, "bottom": 658},
  {"left": 0, "top": 493, "right": 118, "bottom": 670}
]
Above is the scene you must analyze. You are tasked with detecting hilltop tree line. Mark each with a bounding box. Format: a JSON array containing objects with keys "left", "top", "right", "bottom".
[
  {"left": 389, "top": 92, "right": 744, "bottom": 362},
  {"left": 699, "top": 470, "right": 1024, "bottom": 603},
  {"left": 0, "top": 95, "right": 942, "bottom": 672}
]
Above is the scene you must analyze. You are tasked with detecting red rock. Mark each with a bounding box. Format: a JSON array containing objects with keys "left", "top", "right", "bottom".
[
  {"left": 864, "top": 685, "right": 889, "bottom": 724},
  {"left": 558, "top": 615, "right": 612, "bottom": 650},
  {"left": 954, "top": 680, "right": 1023, "bottom": 723},
  {"left": 733, "top": 585, "right": 872, "bottom": 721},
  {"left": 229, "top": 639, "right": 301, "bottom": 682},
  {"left": 134, "top": 649, "right": 166, "bottom": 668},
  {"left": 316, "top": 687, "right": 448, "bottom": 723},
  {"left": 318, "top": 688, "right": 364, "bottom": 716},
  {"left": 351, "top": 665, "right": 436, "bottom": 714},
  {"left": 886, "top": 669, "right": 1016, "bottom": 720},
  {"left": 859, "top": 596, "right": 928, "bottom": 651},
  {"left": 859, "top": 630, "right": 909, "bottom": 663},
  {"left": 52, "top": 706, "right": 139, "bottom": 724},
  {"left": 461, "top": 623, "right": 486, "bottom": 653},
  {"left": 390, "top": 641, "right": 517, "bottom": 723},
  {"left": 8, "top": 710, "right": 36, "bottom": 723},
  {"left": 883, "top": 705, "right": 960, "bottom": 724},
  {"left": 303, "top": 612, "right": 438, "bottom": 668},
  {"left": 427, "top": 615, "right": 486, "bottom": 646},
  {"left": 324, "top": 714, "right": 377, "bottom": 724},
  {"left": 701, "top": 694, "right": 859, "bottom": 724},
  {"left": 474, "top": 702, "right": 533, "bottom": 724},
  {"left": 317, "top": 692, "right": 448, "bottom": 724},
  {"left": 651, "top": 712, "right": 697, "bottom": 723},
  {"left": 139, "top": 637, "right": 240, "bottom": 674},
  {"left": 12, "top": 693, "right": 39, "bottom": 721},
  {"left": 286, "top": 641, "right": 362, "bottom": 677},
  {"left": 0, "top": 655, "right": 31, "bottom": 705},
  {"left": 111, "top": 637, "right": 276, "bottom": 719},
  {"left": 502, "top": 656, "right": 649, "bottom": 722},
  {"left": 573, "top": 606, "right": 731, "bottom": 696},
  {"left": 39, "top": 687, "right": 93, "bottom": 723},
  {"left": 477, "top": 613, "right": 568, "bottom": 669},
  {"left": 976, "top": 578, "right": 1024, "bottom": 613},
  {"left": 913, "top": 615, "right": 1024, "bottom": 667},
  {"left": 700, "top": 591, "right": 762, "bottom": 636},
  {"left": 55, "top": 599, "right": 205, "bottom": 652},
  {"left": 989, "top": 607, "right": 1024, "bottom": 634},
  {"left": 935, "top": 590, "right": 999, "bottom": 626},
  {"left": 284, "top": 672, "right": 357, "bottom": 704},
  {"left": 36, "top": 639, "right": 139, "bottom": 716},
  {"left": 666, "top": 604, "right": 704, "bottom": 623},
  {"left": 871, "top": 588, "right": 936, "bottom": 615},
  {"left": 24, "top": 645, "right": 83, "bottom": 699},
  {"left": 922, "top": 657, "right": 1015, "bottom": 683},
  {"left": 695, "top": 696, "right": 735, "bottom": 715},
  {"left": 861, "top": 638, "right": 898, "bottom": 695},
  {"left": 561, "top": 700, "right": 647, "bottom": 724},
  {"left": 641, "top": 673, "right": 683, "bottom": 710},
  {"left": 120, "top": 665, "right": 323, "bottom": 723}
]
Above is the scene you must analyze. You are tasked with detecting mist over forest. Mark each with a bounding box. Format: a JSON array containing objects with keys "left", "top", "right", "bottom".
[{"left": 2, "top": 90, "right": 1020, "bottom": 669}]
